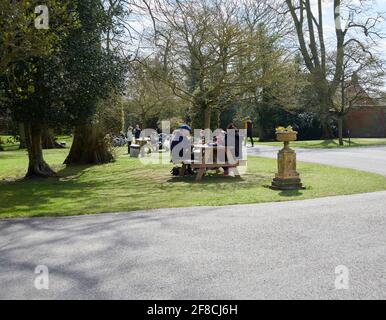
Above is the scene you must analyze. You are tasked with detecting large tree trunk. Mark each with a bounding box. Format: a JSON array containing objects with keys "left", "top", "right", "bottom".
[
  {"left": 337, "top": 117, "right": 344, "bottom": 146},
  {"left": 18, "top": 123, "right": 27, "bottom": 149},
  {"left": 64, "top": 124, "right": 113, "bottom": 165},
  {"left": 25, "top": 123, "right": 56, "bottom": 178}
]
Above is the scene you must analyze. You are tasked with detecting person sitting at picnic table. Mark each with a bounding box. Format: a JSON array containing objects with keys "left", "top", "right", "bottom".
[
  {"left": 223, "top": 123, "right": 241, "bottom": 176},
  {"left": 170, "top": 124, "right": 192, "bottom": 163},
  {"left": 226, "top": 123, "right": 241, "bottom": 158},
  {"left": 212, "top": 130, "right": 229, "bottom": 176}
]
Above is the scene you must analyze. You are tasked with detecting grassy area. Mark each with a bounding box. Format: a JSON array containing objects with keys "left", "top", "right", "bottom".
[
  {"left": 1, "top": 146, "right": 386, "bottom": 219},
  {"left": 253, "top": 138, "right": 386, "bottom": 149},
  {"left": 0, "top": 134, "right": 72, "bottom": 151},
  {"left": 0, "top": 135, "right": 19, "bottom": 151}
]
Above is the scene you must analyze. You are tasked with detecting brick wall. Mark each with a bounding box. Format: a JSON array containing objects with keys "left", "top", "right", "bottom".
[{"left": 343, "top": 106, "right": 386, "bottom": 138}]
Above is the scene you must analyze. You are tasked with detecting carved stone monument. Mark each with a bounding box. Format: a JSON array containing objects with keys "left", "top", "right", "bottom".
[{"left": 271, "top": 130, "right": 304, "bottom": 190}]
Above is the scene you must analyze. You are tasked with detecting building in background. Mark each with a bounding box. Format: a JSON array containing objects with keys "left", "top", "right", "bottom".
[{"left": 343, "top": 81, "right": 386, "bottom": 138}]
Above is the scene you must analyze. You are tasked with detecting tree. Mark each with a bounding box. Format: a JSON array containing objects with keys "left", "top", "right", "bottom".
[
  {"left": 125, "top": 59, "right": 183, "bottom": 128},
  {"left": 63, "top": 0, "right": 128, "bottom": 165},
  {"left": 1, "top": 1, "right": 78, "bottom": 177},
  {"left": 237, "top": 2, "right": 305, "bottom": 141},
  {"left": 0, "top": 0, "right": 63, "bottom": 76},
  {"left": 329, "top": 45, "right": 385, "bottom": 145},
  {"left": 284, "top": 0, "right": 384, "bottom": 138},
  {"left": 142, "top": 0, "right": 293, "bottom": 130}
]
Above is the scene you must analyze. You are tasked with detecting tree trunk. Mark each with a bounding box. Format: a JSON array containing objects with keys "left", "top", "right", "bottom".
[
  {"left": 321, "top": 117, "right": 334, "bottom": 140},
  {"left": 337, "top": 117, "right": 344, "bottom": 146},
  {"left": 312, "top": 73, "right": 335, "bottom": 140},
  {"left": 42, "top": 128, "right": 56, "bottom": 149},
  {"left": 64, "top": 124, "right": 114, "bottom": 165},
  {"left": 18, "top": 123, "right": 26, "bottom": 149},
  {"left": 319, "top": 100, "right": 334, "bottom": 140},
  {"left": 41, "top": 127, "right": 63, "bottom": 149},
  {"left": 25, "top": 123, "right": 56, "bottom": 178},
  {"left": 203, "top": 107, "right": 211, "bottom": 129},
  {"left": 258, "top": 126, "right": 270, "bottom": 142}
]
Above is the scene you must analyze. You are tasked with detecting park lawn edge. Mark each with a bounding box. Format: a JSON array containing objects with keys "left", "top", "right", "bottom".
[
  {"left": 253, "top": 138, "right": 386, "bottom": 149},
  {"left": 1, "top": 189, "right": 385, "bottom": 222},
  {"left": 1, "top": 152, "right": 386, "bottom": 219}
]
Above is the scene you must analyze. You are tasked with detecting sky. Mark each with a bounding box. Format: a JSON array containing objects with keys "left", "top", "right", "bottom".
[
  {"left": 128, "top": 0, "right": 386, "bottom": 55},
  {"left": 320, "top": 0, "right": 386, "bottom": 55},
  {"left": 126, "top": 0, "right": 386, "bottom": 88}
]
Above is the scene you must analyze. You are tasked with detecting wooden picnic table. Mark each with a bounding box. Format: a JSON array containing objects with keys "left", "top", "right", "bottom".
[
  {"left": 180, "top": 143, "right": 241, "bottom": 181},
  {"left": 135, "top": 137, "right": 150, "bottom": 147},
  {"left": 135, "top": 137, "right": 151, "bottom": 156}
]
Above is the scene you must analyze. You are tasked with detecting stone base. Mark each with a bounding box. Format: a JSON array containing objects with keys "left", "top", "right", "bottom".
[{"left": 270, "top": 178, "right": 304, "bottom": 190}]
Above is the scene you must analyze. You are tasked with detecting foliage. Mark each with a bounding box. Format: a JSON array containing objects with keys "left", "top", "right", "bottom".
[
  {"left": 284, "top": 0, "right": 385, "bottom": 138},
  {"left": 0, "top": 0, "right": 78, "bottom": 76},
  {"left": 276, "top": 126, "right": 294, "bottom": 133},
  {"left": 125, "top": 60, "right": 184, "bottom": 128}
]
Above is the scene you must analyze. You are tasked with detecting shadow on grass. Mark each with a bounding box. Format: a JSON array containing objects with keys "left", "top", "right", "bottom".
[
  {"left": 308, "top": 139, "right": 363, "bottom": 149},
  {"left": 278, "top": 189, "right": 303, "bottom": 197},
  {"left": 263, "top": 185, "right": 304, "bottom": 197},
  {"left": 0, "top": 164, "right": 100, "bottom": 217},
  {"left": 0, "top": 157, "right": 306, "bottom": 218},
  {"left": 167, "top": 173, "right": 246, "bottom": 184},
  {"left": 320, "top": 139, "right": 339, "bottom": 147}
]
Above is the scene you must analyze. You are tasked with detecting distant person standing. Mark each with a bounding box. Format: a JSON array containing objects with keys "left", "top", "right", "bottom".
[
  {"left": 244, "top": 117, "right": 254, "bottom": 147},
  {"left": 133, "top": 124, "right": 141, "bottom": 141},
  {"left": 127, "top": 126, "right": 133, "bottom": 154}
]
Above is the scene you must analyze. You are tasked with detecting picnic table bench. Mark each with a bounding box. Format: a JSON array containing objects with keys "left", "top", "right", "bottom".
[{"left": 179, "top": 144, "right": 242, "bottom": 181}]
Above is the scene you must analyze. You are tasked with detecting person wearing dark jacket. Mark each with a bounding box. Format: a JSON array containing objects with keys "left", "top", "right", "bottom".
[
  {"left": 133, "top": 124, "right": 141, "bottom": 140},
  {"left": 244, "top": 117, "right": 254, "bottom": 147}
]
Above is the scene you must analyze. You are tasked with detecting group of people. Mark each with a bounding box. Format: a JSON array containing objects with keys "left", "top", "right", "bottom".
[
  {"left": 126, "top": 124, "right": 142, "bottom": 149},
  {"left": 126, "top": 117, "right": 254, "bottom": 177},
  {"left": 170, "top": 123, "right": 242, "bottom": 176}
]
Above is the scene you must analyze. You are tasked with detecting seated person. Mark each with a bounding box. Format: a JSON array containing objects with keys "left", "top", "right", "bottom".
[
  {"left": 225, "top": 123, "right": 241, "bottom": 159},
  {"left": 223, "top": 123, "right": 241, "bottom": 176},
  {"left": 170, "top": 124, "right": 192, "bottom": 163}
]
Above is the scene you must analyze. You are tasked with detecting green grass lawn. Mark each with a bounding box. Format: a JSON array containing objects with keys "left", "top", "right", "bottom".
[
  {"left": 0, "top": 135, "right": 19, "bottom": 151},
  {"left": 0, "top": 134, "right": 73, "bottom": 152},
  {"left": 1, "top": 146, "right": 386, "bottom": 219},
  {"left": 253, "top": 138, "right": 386, "bottom": 149}
]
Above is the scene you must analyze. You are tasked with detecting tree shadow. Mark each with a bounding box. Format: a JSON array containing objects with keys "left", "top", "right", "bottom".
[
  {"left": 0, "top": 164, "right": 100, "bottom": 218},
  {"left": 167, "top": 172, "right": 246, "bottom": 184},
  {"left": 278, "top": 189, "right": 304, "bottom": 197}
]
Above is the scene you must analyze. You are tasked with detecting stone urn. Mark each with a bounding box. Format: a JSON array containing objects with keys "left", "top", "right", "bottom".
[
  {"left": 271, "top": 130, "right": 304, "bottom": 190},
  {"left": 276, "top": 131, "right": 297, "bottom": 142}
]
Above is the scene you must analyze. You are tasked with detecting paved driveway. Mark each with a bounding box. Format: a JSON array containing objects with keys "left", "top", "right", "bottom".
[
  {"left": 1, "top": 191, "right": 385, "bottom": 300},
  {"left": 248, "top": 145, "right": 386, "bottom": 176}
]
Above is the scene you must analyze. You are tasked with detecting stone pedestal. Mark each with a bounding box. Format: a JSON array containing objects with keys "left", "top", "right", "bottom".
[{"left": 271, "top": 141, "right": 304, "bottom": 190}]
